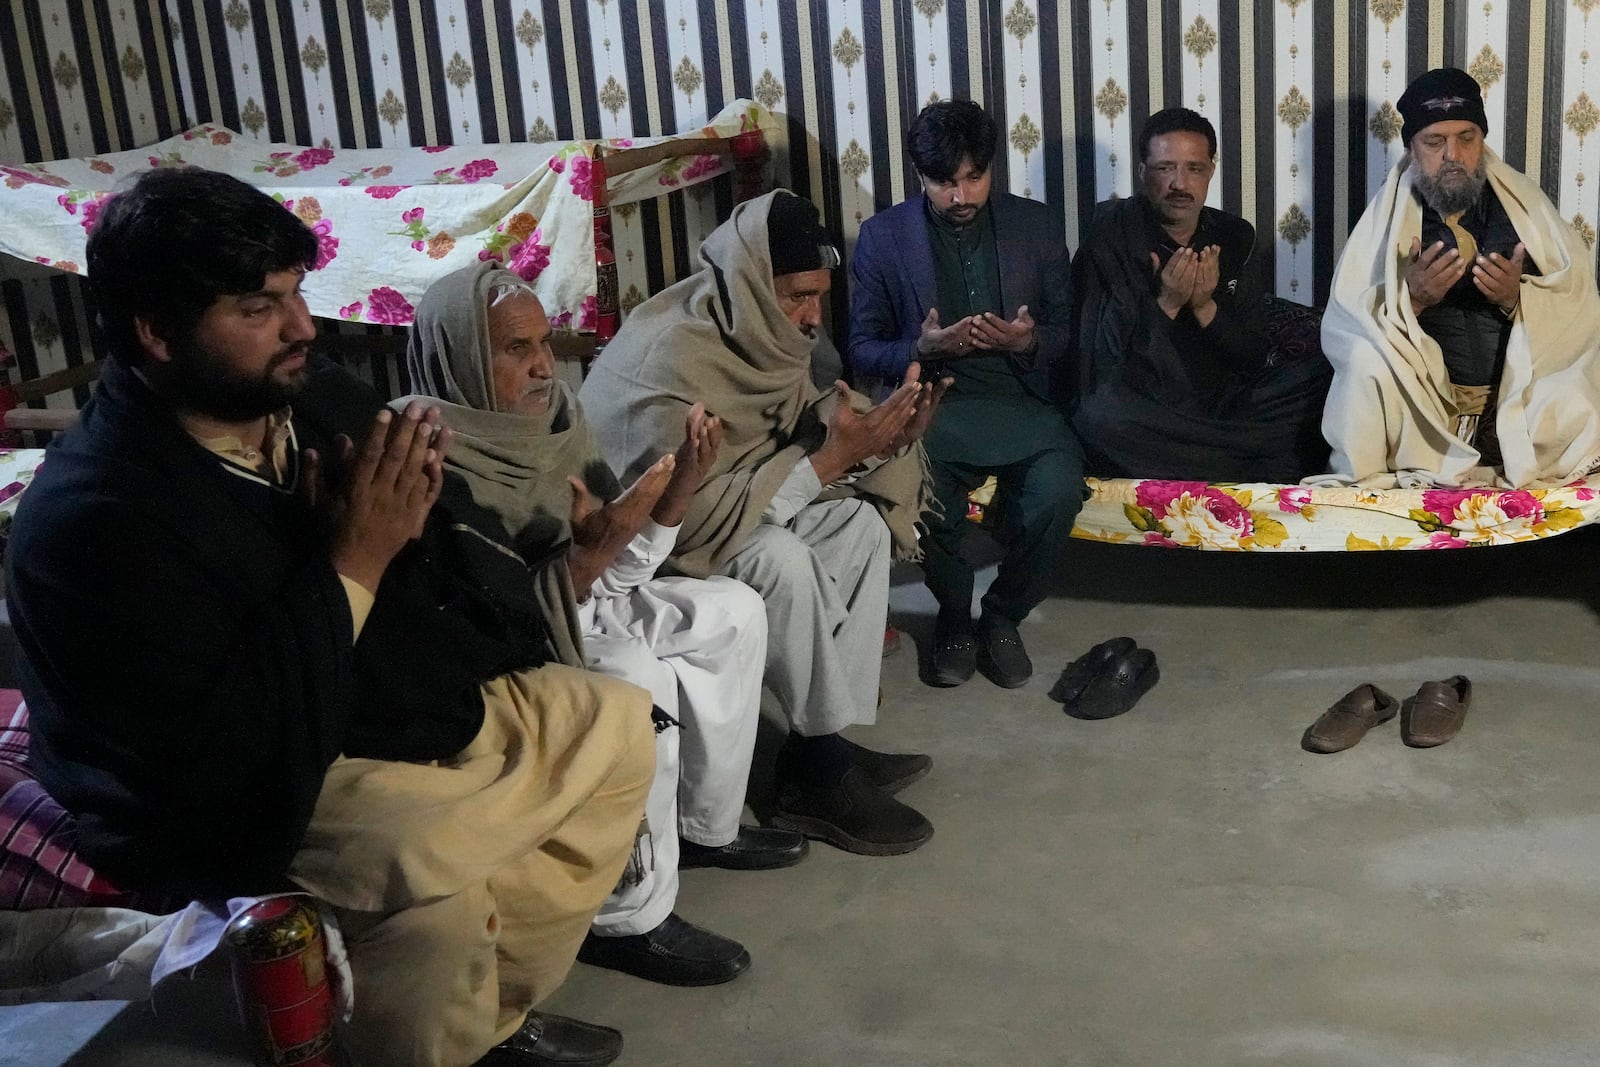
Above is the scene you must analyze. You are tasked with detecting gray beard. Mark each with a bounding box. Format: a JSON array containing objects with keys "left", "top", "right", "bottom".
[{"left": 1407, "top": 151, "right": 1488, "bottom": 217}]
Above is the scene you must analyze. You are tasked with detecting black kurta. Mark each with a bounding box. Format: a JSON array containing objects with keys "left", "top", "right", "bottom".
[
  {"left": 1069, "top": 195, "right": 1333, "bottom": 482},
  {"left": 1416, "top": 184, "right": 1541, "bottom": 389}
]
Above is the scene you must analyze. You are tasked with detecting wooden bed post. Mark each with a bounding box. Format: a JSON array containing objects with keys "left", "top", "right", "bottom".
[
  {"left": 585, "top": 127, "right": 768, "bottom": 371},
  {"left": 729, "top": 128, "right": 770, "bottom": 203},
  {"left": 589, "top": 145, "right": 619, "bottom": 371}
]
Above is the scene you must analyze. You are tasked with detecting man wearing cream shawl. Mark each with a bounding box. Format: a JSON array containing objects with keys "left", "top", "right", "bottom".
[
  {"left": 580, "top": 191, "right": 946, "bottom": 858},
  {"left": 403, "top": 263, "right": 807, "bottom": 991},
  {"left": 1319, "top": 67, "right": 1600, "bottom": 488}
]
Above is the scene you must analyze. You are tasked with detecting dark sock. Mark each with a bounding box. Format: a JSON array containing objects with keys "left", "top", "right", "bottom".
[
  {"left": 936, "top": 608, "right": 973, "bottom": 638},
  {"left": 978, "top": 609, "right": 1020, "bottom": 633},
  {"left": 779, "top": 731, "right": 853, "bottom": 788}
]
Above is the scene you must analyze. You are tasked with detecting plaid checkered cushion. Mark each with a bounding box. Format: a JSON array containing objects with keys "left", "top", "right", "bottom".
[
  {"left": 0, "top": 689, "right": 26, "bottom": 764},
  {"left": 0, "top": 692, "right": 142, "bottom": 911}
]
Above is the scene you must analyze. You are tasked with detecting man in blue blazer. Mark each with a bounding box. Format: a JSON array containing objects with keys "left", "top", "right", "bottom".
[{"left": 848, "top": 100, "right": 1085, "bottom": 689}]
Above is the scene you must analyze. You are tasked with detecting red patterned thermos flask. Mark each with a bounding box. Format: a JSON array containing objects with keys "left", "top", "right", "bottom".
[{"left": 226, "top": 896, "right": 347, "bottom": 1066}]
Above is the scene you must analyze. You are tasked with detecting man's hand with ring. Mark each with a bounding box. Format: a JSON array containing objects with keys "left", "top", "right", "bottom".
[
  {"left": 967, "top": 306, "right": 1037, "bottom": 354},
  {"left": 916, "top": 307, "right": 977, "bottom": 358}
]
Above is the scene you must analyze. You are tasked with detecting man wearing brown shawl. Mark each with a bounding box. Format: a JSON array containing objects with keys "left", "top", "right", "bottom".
[
  {"left": 403, "top": 263, "right": 809, "bottom": 990},
  {"left": 580, "top": 191, "right": 946, "bottom": 857}
]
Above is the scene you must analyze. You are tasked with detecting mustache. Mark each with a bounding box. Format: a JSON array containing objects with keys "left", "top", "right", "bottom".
[{"left": 269, "top": 342, "right": 311, "bottom": 366}]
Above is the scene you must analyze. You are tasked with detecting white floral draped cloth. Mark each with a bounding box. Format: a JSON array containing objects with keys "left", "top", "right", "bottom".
[
  {"left": 968, "top": 474, "right": 1600, "bottom": 549},
  {"left": 0, "top": 100, "right": 772, "bottom": 329},
  {"left": 1035, "top": 476, "right": 1600, "bottom": 550}
]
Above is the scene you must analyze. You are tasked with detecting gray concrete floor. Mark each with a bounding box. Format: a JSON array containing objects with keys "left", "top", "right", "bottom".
[{"left": 8, "top": 530, "right": 1600, "bottom": 1066}]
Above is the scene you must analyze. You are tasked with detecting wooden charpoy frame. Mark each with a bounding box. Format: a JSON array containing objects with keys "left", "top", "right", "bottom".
[{"left": 588, "top": 125, "right": 771, "bottom": 354}]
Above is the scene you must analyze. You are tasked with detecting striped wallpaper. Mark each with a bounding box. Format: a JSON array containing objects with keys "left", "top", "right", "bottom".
[{"left": 0, "top": 1, "right": 1594, "bottom": 403}]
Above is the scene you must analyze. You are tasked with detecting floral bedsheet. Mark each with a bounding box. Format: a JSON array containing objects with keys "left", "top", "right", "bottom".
[
  {"left": 970, "top": 475, "right": 1600, "bottom": 550},
  {"left": 1074, "top": 477, "right": 1600, "bottom": 550},
  {"left": 0, "top": 101, "right": 772, "bottom": 330},
  {"left": 0, "top": 449, "right": 44, "bottom": 528}
]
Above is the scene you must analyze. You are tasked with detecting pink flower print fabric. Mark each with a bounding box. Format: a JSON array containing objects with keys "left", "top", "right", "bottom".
[{"left": 365, "top": 287, "right": 415, "bottom": 326}]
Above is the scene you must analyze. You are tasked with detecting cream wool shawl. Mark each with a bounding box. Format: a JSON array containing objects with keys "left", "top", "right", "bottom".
[
  {"left": 1316, "top": 148, "right": 1600, "bottom": 488},
  {"left": 395, "top": 262, "right": 610, "bottom": 669},
  {"left": 578, "top": 191, "right": 933, "bottom": 579}
]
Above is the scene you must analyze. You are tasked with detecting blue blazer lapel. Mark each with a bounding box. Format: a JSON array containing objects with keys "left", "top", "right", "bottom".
[
  {"left": 990, "top": 192, "right": 1025, "bottom": 312},
  {"left": 898, "top": 195, "right": 938, "bottom": 319}
]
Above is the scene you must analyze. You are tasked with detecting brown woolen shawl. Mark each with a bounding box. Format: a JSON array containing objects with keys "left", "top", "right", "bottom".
[
  {"left": 397, "top": 262, "right": 622, "bottom": 669},
  {"left": 578, "top": 191, "right": 933, "bottom": 579}
]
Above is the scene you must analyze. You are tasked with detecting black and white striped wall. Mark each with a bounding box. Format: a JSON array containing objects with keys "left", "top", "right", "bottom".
[{"left": 0, "top": 2, "right": 1592, "bottom": 392}]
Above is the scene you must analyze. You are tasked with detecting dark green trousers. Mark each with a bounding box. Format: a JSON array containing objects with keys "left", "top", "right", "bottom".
[{"left": 921, "top": 434, "right": 1086, "bottom": 630}]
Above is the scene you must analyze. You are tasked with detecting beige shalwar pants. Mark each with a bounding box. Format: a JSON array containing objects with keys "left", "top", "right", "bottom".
[{"left": 288, "top": 664, "right": 655, "bottom": 1067}]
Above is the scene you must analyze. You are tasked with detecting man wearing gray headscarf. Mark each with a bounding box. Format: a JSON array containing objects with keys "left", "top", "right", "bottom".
[
  {"left": 403, "top": 263, "right": 807, "bottom": 991},
  {"left": 580, "top": 191, "right": 947, "bottom": 858}
]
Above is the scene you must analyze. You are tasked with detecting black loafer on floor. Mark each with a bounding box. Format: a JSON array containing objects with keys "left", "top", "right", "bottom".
[
  {"left": 577, "top": 913, "right": 750, "bottom": 986},
  {"left": 1050, "top": 636, "right": 1137, "bottom": 704},
  {"left": 976, "top": 618, "right": 1033, "bottom": 688},
  {"left": 841, "top": 735, "right": 933, "bottom": 795},
  {"left": 1064, "top": 648, "right": 1160, "bottom": 720},
  {"left": 679, "top": 825, "right": 809, "bottom": 870},
  {"left": 928, "top": 630, "right": 977, "bottom": 687},
  {"left": 474, "top": 1012, "right": 622, "bottom": 1067}
]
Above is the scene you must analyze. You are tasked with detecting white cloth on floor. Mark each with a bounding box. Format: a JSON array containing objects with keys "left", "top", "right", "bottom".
[{"left": 0, "top": 893, "right": 351, "bottom": 1017}]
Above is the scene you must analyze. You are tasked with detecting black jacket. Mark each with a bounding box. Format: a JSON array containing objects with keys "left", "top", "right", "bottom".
[
  {"left": 1071, "top": 195, "right": 1268, "bottom": 407},
  {"left": 7, "top": 358, "right": 556, "bottom": 897}
]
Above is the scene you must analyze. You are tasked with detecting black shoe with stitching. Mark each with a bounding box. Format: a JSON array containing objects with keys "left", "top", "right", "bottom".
[
  {"left": 577, "top": 912, "right": 750, "bottom": 986},
  {"left": 771, "top": 766, "right": 934, "bottom": 856},
  {"left": 977, "top": 617, "right": 1032, "bottom": 689},
  {"left": 473, "top": 1012, "right": 623, "bottom": 1066},
  {"left": 841, "top": 736, "right": 933, "bottom": 795},
  {"left": 928, "top": 629, "right": 978, "bottom": 687},
  {"left": 678, "top": 825, "right": 810, "bottom": 870}
]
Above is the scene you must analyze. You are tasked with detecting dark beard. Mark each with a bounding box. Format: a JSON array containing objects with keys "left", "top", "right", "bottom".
[
  {"left": 1410, "top": 154, "right": 1488, "bottom": 217},
  {"left": 164, "top": 336, "right": 309, "bottom": 421}
]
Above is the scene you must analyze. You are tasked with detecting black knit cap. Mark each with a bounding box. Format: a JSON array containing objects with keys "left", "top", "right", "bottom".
[
  {"left": 1398, "top": 67, "right": 1488, "bottom": 145},
  {"left": 767, "top": 191, "right": 841, "bottom": 276}
]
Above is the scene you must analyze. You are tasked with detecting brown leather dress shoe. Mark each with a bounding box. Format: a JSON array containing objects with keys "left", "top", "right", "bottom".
[
  {"left": 1302, "top": 683, "right": 1399, "bottom": 753},
  {"left": 1402, "top": 675, "right": 1471, "bottom": 747}
]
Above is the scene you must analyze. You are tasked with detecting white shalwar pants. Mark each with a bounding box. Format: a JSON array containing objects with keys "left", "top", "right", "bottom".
[
  {"left": 584, "top": 570, "right": 767, "bottom": 936},
  {"left": 719, "top": 497, "right": 891, "bottom": 738}
]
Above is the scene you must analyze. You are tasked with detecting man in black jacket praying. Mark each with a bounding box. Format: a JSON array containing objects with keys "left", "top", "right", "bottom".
[
  {"left": 6, "top": 167, "right": 650, "bottom": 1067},
  {"left": 1070, "top": 107, "right": 1333, "bottom": 482}
]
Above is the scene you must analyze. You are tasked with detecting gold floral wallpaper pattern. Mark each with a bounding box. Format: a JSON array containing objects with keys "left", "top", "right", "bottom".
[{"left": 0, "top": 0, "right": 1594, "bottom": 397}]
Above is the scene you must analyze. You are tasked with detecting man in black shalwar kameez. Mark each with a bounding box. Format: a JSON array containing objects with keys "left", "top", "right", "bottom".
[{"left": 1070, "top": 107, "right": 1333, "bottom": 483}]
